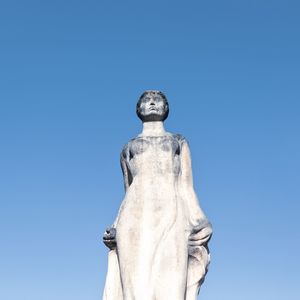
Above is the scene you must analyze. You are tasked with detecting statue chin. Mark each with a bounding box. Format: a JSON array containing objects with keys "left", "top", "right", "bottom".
[
  {"left": 140, "top": 113, "right": 165, "bottom": 122},
  {"left": 137, "top": 111, "right": 169, "bottom": 122}
]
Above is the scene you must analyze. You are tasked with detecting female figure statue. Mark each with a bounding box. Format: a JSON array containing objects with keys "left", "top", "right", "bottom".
[{"left": 103, "top": 91, "right": 212, "bottom": 300}]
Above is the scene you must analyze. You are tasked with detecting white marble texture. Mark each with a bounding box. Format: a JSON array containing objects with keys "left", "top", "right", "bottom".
[{"left": 103, "top": 91, "right": 212, "bottom": 300}]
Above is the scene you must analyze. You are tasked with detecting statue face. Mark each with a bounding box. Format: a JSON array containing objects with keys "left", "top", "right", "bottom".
[{"left": 137, "top": 92, "right": 169, "bottom": 122}]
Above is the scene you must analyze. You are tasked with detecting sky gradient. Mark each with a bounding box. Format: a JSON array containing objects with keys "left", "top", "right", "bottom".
[{"left": 0, "top": 1, "right": 299, "bottom": 299}]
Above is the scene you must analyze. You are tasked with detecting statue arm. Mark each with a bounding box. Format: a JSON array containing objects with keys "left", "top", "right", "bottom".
[
  {"left": 179, "top": 139, "right": 212, "bottom": 239},
  {"left": 110, "top": 153, "right": 132, "bottom": 228},
  {"left": 120, "top": 153, "right": 129, "bottom": 192},
  {"left": 103, "top": 152, "right": 132, "bottom": 249}
]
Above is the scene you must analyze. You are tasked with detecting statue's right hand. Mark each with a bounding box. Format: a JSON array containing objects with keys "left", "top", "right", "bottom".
[{"left": 103, "top": 227, "right": 117, "bottom": 250}]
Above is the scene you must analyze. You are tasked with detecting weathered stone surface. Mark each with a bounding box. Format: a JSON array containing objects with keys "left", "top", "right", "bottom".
[{"left": 103, "top": 91, "right": 212, "bottom": 300}]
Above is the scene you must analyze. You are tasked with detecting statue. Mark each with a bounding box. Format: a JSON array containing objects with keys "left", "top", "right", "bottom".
[{"left": 102, "top": 91, "right": 212, "bottom": 300}]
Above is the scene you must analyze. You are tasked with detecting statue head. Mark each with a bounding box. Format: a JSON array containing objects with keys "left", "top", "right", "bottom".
[{"left": 136, "top": 90, "right": 169, "bottom": 122}]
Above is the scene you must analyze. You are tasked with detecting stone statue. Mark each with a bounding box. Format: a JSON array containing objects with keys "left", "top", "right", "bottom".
[{"left": 102, "top": 91, "right": 212, "bottom": 300}]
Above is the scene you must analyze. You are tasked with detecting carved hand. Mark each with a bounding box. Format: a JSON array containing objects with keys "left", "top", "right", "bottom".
[
  {"left": 188, "top": 221, "right": 212, "bottom": 247},
  {"left": 103, "top": 227, "right": 117, "bottom": 250}
]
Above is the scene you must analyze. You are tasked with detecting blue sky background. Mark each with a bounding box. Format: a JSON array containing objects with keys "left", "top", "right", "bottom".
[{"left": 0, "top": 0, "right": 299, "bottom": 299}]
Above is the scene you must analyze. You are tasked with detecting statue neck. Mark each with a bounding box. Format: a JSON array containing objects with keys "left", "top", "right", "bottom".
[{"left": 141, "top": 121, "right": 166, "bottom": 137}]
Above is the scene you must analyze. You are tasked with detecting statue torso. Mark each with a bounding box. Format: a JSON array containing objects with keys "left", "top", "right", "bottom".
[{"left": 121, "top": 133, "right": 185, "bottom": 183}]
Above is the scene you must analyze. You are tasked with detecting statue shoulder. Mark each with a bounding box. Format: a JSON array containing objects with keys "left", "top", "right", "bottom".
[
  {"left": 120, "top": 137, "right": 136, "bottom": 159},
  {"left": 172, "top": 133, "right": 189, "bottom": 145}
]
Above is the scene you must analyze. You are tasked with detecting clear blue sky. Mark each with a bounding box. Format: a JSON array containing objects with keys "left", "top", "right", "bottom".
[{"left": 0, "top": 0, "right": 299, "bottom": 299}]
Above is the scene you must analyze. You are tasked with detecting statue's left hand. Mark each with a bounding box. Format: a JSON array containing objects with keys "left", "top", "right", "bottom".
[
  {"left": 189, "top": 221, "right": 212, "bottom": 247},
  {"left": 103, "top": 227, "right": 117, "bottom": 250}
]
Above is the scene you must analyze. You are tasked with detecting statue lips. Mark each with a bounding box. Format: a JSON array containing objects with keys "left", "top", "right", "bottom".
[{"left": 149, "top": 107, "right": 158, "bottom": 112}]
